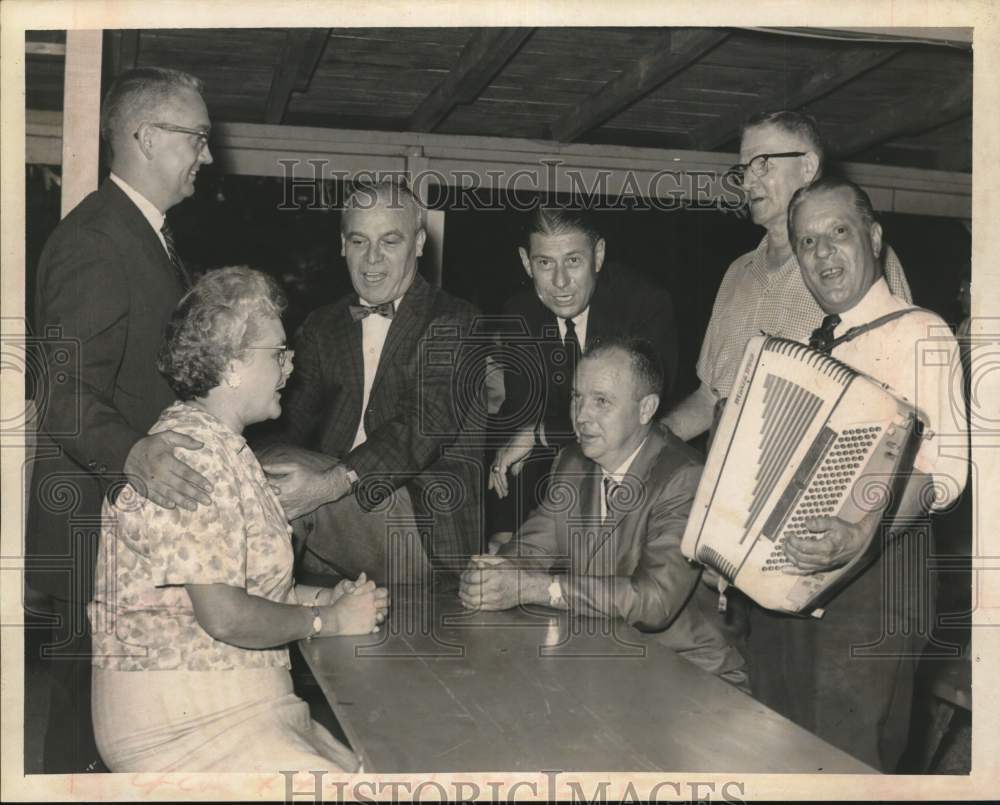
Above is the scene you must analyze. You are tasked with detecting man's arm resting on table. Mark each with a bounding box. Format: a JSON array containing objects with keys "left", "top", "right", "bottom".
[{"left": 661, "top": 383, "right": 717, "bottom": 442}]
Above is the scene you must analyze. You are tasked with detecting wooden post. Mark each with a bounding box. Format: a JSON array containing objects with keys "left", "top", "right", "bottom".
[{"left": 60, "top": 30, "right": 103, "bottom": 218}]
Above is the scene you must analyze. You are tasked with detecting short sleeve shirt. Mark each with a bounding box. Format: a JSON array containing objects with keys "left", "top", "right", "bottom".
[
  {"left": 89, "top": 402, "right": 295, "bottom": 671},
  {"left": 697, "top": 236, "right": 912, "bottom": 399}
]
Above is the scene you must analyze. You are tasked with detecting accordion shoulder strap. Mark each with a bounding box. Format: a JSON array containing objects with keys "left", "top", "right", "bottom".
[{"left": 829, "top": 307, "right": 922, "bottom": 351}]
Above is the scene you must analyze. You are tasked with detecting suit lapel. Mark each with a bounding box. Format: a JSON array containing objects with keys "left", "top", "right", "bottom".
[
  {"left": 370, "top": 273, "right": 432, "bottom": 399},
  {"left": 338, "top": 303, "right": 365, "bottom": 423},
  {"left": 605, "top": 429, "right": 663, "bottom": 530},
  {"left": 102, "top": 180, "right": 182, "bottom": 293}
]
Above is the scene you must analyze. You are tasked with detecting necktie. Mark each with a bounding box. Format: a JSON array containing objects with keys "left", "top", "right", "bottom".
[
  {"left": 349, "top": 302, "right": 395, "bottom": 321},
  {"left": 563, "top": 317, "right": 583, "bottom": 366},
  {"left": 160, "top": 220, "right": 191, "bottom": 290},
  {"left": 809, "top": 313, "right": 842, "bottom": 353},
  {"left": 603, "top": 476, "right": 619, "bottom": 522}
]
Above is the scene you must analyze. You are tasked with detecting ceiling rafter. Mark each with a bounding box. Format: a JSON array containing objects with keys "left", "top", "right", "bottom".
[
  {"left": 689, "top": 46, "right": 903, "bottom": 151},
  {"left": 408, "top": 27, "right": 534, "bottom": 133},
  {"left": 265, "top": 29, "right": 331, "bottom": 125},
  {"left": 548, "top": 28, "right": 730, "bottom": 143},
  {"left": 831, "top": 72, "right": 971, "bottom": 159}
]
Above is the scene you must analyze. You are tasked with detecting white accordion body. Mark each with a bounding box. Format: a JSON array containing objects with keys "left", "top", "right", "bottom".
[{"left": 681, "top": 335, "right": 922, "bottom": 615}]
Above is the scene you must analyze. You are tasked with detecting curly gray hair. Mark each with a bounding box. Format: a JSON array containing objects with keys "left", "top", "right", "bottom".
[{"left": 157, "top": 266, "right": 287, "bottom": 400}]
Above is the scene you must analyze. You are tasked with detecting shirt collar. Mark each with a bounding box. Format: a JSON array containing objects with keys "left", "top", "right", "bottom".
[
  {"left": 837, "top": 278, "right": 893, "bottom": 333},
  {"left": 110, "top": 173, "right": 165, "bottom": 235},
  {"left": 558, "top": 305, "right": 590, "bottom": 332},
  {"left": 602, "top": 436, "right": 647, "bottom": 484}
]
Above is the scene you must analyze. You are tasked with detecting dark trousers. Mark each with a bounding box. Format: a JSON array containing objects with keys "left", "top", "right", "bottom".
[
  {"left": 27, "top": 595, "right": 101, "bottom": 773},
  {"left": 746, "top": 529, "right": 934, "bottom": 772}
]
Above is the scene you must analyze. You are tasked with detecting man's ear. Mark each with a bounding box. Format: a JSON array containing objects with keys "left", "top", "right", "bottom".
[
  {"left": 340, "top": 233, "right": 347, "bottom": 257},
  {"left": 518, "top": 246, "right": 533, "bottom": 278},
  {"left": 415, "top": 227, "right": 427, "bottom": 258},
  {"left": 801, "top": 151, "right": 821, "bottom": 184},
  {"left": 638, "top": 392, "right": 660, "bottom": 425},
  {"left": 594, "top": 238, "right": 606, "bottom": 273},
  {"left": 870, "top": 222, "right": 883, "bottom": 259},
  {"left": 133, "top": 122, "right": 155, "bottom": 160}
]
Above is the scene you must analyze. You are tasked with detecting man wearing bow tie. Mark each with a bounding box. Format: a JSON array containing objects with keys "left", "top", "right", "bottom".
[
  {"left": 461, "top": 338, "right": 746, "bottom": 686},
  {"left": 262, "top": 181, "right": 484, "bottom": 584},
  {"left": 742, "top": 176, "right": 968, "bottom": 771}
]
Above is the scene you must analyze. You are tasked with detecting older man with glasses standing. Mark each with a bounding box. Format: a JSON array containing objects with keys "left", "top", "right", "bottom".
[
  {"left": 28, "top": 66, "right": 215, "bottom": 772},
  {"left": 662, "top": 110, "right": 912, "bottom": 444}
]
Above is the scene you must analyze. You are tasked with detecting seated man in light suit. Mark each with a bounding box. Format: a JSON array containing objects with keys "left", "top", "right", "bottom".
[{"left": 460, "top": 337, "right": 746, "bottom": 687}]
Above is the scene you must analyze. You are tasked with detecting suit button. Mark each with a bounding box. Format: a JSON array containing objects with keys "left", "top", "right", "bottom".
[{"left": 88, "top": 461, "right": 97, "bottom": 470}]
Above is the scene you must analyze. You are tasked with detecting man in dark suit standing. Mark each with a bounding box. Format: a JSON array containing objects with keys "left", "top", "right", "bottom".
[
  {"left": 28, "top": 67, "right": 214, "bottom": 772},
  {"left": 262, "top": 181, "right": 484, "bottom": 586},
  {"left": 488, "top": 207, "right": 677, "bottom": 545},
  {"left": 461, "top": 338, "right": 745, "bottom": 686}
]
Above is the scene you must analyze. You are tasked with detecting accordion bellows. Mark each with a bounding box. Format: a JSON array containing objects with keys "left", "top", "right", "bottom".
[{"left": 681, "top": 336, "right": 922, "bottom": 615}]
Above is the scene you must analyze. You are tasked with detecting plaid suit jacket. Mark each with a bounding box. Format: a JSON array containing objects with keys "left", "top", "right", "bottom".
[{"left": 279, "top": 273, "right": 486, "bottom": 564}]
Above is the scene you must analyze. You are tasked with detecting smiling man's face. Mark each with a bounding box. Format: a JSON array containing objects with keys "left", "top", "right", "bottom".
[
  {"left": 519, "top": 229, "right": 605, "bottom": 320},
  {"left": 791, "top": 186, "right": 882, "bottom": 315},
  {"left": 341, "top": 199, "right": 425, "bottom": 305}
]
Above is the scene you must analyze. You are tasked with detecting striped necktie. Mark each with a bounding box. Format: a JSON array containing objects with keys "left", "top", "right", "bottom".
[
  {"left": 603, "top": 476, "right": 620, "bottom": 523},
  {"left": 161, "top": 220, "right": 191, "bottom": 289}
]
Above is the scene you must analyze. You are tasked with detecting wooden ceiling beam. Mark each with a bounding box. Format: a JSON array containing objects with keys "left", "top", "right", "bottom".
[
  {"left": 108, "top": 30, "right": 140, "bottom": 76},
  {"left": 690, "top": 46, "right": 903, "bottom": 151},
  {"left": 548, "top": 28, "right": 730, "bottom": 143},
  {"left": 408, "top": 27, "right": 534, "bottom": 133},
  {"left": 831, "top": 72, "right": 972, "bottom": 159},
  {"left": 293, "top": 29, "right": 331, "bottom": 92},
  {"left": 265, "top": 29, "right": 330, "bottom": 125}
]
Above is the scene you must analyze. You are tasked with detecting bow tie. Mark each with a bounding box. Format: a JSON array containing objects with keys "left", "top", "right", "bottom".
[{"left": 349, "top": 302, "right": 395, "bottom": 321}]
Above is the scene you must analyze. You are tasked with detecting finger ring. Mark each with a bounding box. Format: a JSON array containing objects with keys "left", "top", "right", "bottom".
[{"left": 491, "top": 466, "right": 500, "bottom": 473}]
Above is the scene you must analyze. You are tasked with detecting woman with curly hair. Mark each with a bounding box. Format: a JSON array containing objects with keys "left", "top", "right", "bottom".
[{"left": 88, "top": 266, "right": 386, "bottom": 772}]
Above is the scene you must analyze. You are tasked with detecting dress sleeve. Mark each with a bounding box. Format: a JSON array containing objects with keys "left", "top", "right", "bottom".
[{"left": 144, "top": 436, "right": 249, "bottom": 588}]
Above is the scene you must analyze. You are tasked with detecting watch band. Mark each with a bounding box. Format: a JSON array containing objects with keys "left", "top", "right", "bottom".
[
  {"left": 307, "top": 605, "right": 323, "bottom": 640},
  {"left": 547, "top": 575, "right": 563, "bottom": 608}
]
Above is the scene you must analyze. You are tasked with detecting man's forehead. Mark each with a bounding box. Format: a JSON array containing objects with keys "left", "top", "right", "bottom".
[
  {"left": 577, "top": 353, "right": 632, "bottom": 390},
  {"left": 739, "top": 123, "right": 808, "bottom": 160},
  {"left": 528, "top": 229, "right": 593, "bottom": 255},
  {"left": 794, "top": 188, "right": 858, "bottom": 229},
  {"left": 162, "top": 88, "right": 210, "bottom": 127},
  {"left": 343, "top": 202, "right": 418, "bottom": 233}
]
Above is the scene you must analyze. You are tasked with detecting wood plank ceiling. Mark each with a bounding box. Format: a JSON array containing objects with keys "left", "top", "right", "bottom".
[{"left": 26, "top": 27, "right": 972, "bottom": 173}]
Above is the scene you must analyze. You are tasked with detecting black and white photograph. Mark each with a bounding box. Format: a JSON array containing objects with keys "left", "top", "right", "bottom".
[{"left": 2, "top": 0, "right": 997, "bottom": 801}]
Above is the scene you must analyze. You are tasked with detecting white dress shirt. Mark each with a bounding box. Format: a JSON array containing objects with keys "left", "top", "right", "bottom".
[
  {"left": 599, "top": 437, "right": 647, "bottom": 521},
  {"left": 351, "top": 296, "right": 401, "bottom": 449},
  {"left": 556, "top": 306, "right": 591, "bottom": 351},
  {"left": 109, "top": 173, "right": 169, "bottom": 255},
  {"left": 830, "top": 278, "right": 968, "bottom": 510}
]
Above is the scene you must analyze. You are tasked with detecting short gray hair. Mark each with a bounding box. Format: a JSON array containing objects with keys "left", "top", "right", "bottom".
[
  {"left": 787, "top": 175, "right": 877, "bottom": 245},
  {"left": 341, "top": 180, "right": 426, "bottom": 233},
  {"left": 742, "top": 109, "right": 825, "bottom": 177},
  {"left": 101, "top": 67, "right": 204, "bottom": 157},
  {"left": 157, "top": 266, "right": 286, "bottom": 400}
]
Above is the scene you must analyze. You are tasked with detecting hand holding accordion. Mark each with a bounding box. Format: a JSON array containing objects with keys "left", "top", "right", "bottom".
[{"left": 681, "top": 336, "right": 923, "bottom": 615}]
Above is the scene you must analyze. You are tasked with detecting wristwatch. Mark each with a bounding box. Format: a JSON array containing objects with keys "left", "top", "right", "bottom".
[
  {"left": 547, "top": 575, "right": 563, "bottom": 608},
  {"left": 306, "top": 606, "right": 323, "bottom": 640}
]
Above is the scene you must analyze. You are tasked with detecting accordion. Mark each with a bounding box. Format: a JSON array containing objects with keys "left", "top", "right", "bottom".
[{"left": 681, "top": 335, "right": 923, "bottom": 615}]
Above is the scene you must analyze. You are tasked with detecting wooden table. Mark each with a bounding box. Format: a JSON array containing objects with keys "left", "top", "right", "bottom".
[{"left": 299, "top": 587, "right": 876, "bottom": 773}]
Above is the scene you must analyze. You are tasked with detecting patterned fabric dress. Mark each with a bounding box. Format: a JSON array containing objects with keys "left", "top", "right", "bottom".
[{"left": 88, "top": 401, "right": 360, "bottom": 773}]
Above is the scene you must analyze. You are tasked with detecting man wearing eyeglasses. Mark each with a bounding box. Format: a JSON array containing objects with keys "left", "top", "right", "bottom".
[
  {"left": 662, "top": 110, "right": 912, "bottom": 442},
  {"left": 29, "top": 66, "right": 214, "bottom": 772}
]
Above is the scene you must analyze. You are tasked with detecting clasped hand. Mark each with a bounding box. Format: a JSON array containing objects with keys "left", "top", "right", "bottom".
[
  {"left": 316, "top": 573, "right": 390, "bottom": 635},
  {"left": 458, "top": 557, "right": 522, "bottom": 610}
]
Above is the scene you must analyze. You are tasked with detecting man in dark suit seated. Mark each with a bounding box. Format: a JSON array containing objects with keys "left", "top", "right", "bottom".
[
  {"left": 489, "top": 207, "right": 678, "bottom": 549},
  {"left": 461, "top": 338, "right": 747, "bottom": 687},
  {"left": 260, "top": 181, "right": 485, "bottom": 586},
  {"left": 28, "top": 67, "right": 215, "bottom": 772}
]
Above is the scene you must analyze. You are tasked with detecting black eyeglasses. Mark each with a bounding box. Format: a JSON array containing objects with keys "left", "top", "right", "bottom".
[
  {"left": 729, "top": 152, "right": 806, "bottom": 183},
  {"left": 134, "top": 122, "right": 211, "bottom": 153}
]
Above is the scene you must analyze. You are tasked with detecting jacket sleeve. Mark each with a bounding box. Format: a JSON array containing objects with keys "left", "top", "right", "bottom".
[
  {"left": 273, "top": 312, "right": 329, "bottom": 448},
  {"left": 36, "top": 225, "right": 141, "bottom": 482},
  {"left": 559, "top": 461, "right": 703, "bottom": 631},
  {"left": 348, "top": 306, "right": 485, "bottom": 488}
]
